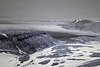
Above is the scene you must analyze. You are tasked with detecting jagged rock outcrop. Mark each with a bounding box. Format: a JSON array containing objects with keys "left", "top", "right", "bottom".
[{"left": 0, "top": 30, "right": 59, "bottom": 54}]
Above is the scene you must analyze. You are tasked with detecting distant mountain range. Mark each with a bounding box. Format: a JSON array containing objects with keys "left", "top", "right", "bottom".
[
  {"left": 1, "top": 19, "right": 100, "bottom": 33},
  {"left": 61, "top": 20, "right": 100, "bottom": 33}
]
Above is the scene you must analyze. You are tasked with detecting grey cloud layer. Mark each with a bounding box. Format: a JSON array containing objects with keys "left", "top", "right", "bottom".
[{"left": 0, "top": 0, "right": 100, "bottom": 20}]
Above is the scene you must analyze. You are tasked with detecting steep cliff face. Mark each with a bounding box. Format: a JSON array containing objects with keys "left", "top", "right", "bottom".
[
  {"left": 62, "top": 20, "right": 100, "bottom": 33},
  {"left": 0, "top": 30, "right": 59, "bottom": 54}
]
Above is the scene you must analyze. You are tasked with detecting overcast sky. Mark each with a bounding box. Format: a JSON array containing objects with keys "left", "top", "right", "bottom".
[{"left": 0, "top": 0, "right": 100, "bottom": 20}]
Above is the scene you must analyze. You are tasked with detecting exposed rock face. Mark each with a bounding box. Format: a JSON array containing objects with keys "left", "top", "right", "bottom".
[{"left": 0, "top": 30, "right": 58, "bottom": 54}]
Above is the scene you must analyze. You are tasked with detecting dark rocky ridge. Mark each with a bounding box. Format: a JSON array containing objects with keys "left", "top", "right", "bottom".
[{"left": 0, "top": 30, "right": 59, "bottom": 55}]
